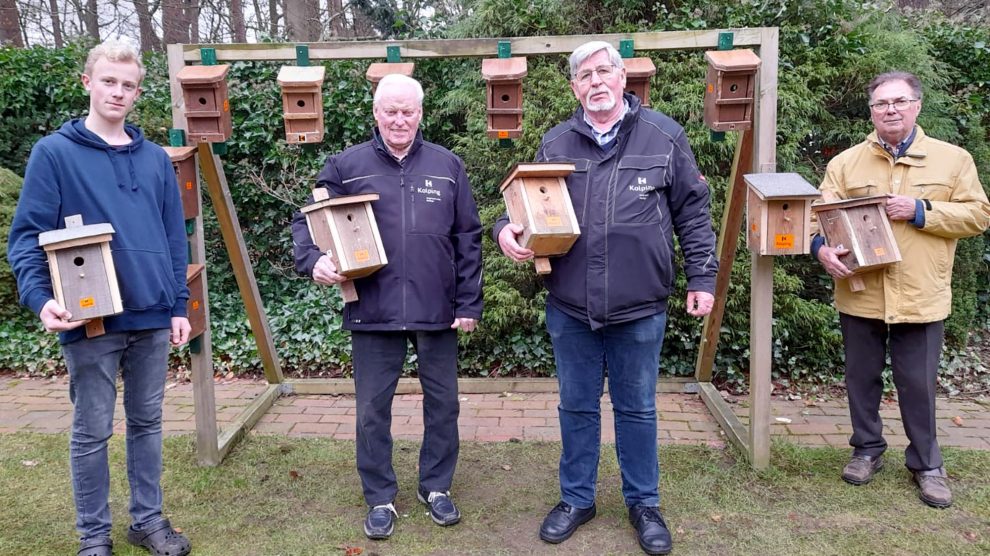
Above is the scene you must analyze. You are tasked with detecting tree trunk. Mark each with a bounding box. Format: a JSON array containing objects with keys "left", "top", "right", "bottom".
[
  {"left": 326, "top": 0, "right": 345, "bottom": 37},
  {"left": 0, "top": 0, "right": 24, "bottom": 46},
  {"left": 163, "top": 0, "right": 189, "bottom": 45},
  {"left": 268, "top": 0, "right": 278, "bottom": 38},
  {"left": 285, "top": 0, "right": 320, "bottom": 41},
  {"left": 46, "top": 0, "right": 64, "bottom": 47},
  {"left": 132, "top": 0, "right": 161, "bottom": 51},
  {"left": 230, "top": 0, "right": 247, "bottom": 42},
  {"left": 187, "top": 0, "right": 200, "bottom": 43},
  {"left": 82, "top": 0, "right": 99, "bottom": 40}
]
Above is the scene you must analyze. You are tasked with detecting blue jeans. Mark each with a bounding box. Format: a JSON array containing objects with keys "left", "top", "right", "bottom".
[
  {"left": 546, "top": 303, "right": 667, "bottom": 509},
  {"left": 62, "top": 329, "right": 170, "bottom": 541}
]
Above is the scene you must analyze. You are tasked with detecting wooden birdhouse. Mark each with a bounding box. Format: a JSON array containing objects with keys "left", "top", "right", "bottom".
[
  {"left": 301, "top": 189, "right": 388, "bottom": 303},
  {"left": 703, "top": 49, "right": 761, "bottom": 132},
  {"left": 176, "top": 64, "right": 233, "bottom": 143},
  {"left": 38, "top": 215, "right": 122, "bottom": 337},
  {"left": 277, "top": 65, "right": 326, "bottom": 144},
  {"left": 812, "top": 195, "right": 901, "bottom": 290},
  {"left": 623, "top": 57, "right": 657, "bottom": 107},
  {"left": 186, "top": 264, "right": 207, "bottom": 340},
  {"left": 745, "top": 173, "right": 821, "bottom": 256},
  {"left": 481, "top": 57, "right": 527, "bottom": 139},
  {"left": 365, "top": 62, "right": 415, "bottom": 95},
  {"left": 499, "top": 162, "right": 579, "bottom": 274},
  {"left": 162, "top": 146, "right": 199, "bottom": 220}
]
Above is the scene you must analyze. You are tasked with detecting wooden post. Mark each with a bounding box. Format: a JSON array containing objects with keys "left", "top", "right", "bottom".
[
  {"left": 749, "top": 252, "right": 773, "bottom": 469},
  {"left": 196, "top": 143, "right": 284, "bottom": 385}
]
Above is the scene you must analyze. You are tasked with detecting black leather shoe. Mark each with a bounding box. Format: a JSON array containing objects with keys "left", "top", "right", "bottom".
[
  {"left": 417, "top": 487, "right": 461, "bottom": 526},
  {"left": 363, "top": 503, "right": 397, "bottom": 540},
  {"left": 629, "top": 505, "right": 672, "bottom": 555},
  {"left": 539, "top": 501, "right": 596, "bottom": 544}
]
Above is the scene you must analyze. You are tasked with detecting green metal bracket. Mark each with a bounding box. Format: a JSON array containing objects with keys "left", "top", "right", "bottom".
[
  {"left": 212, "top": 142, "right": 227, "bottom": 155},
  {"left": 187, "top": 241, "right": 192, "bottom": 261},
  {"left": 295, "top": 45, "right": 310, "bottom": 66},
  {"left": 619, "top": 39, "right": 634, "bottom": 59},
  {"left": 168, "top": 129, "right": 186, "bottom": 147},
  {"left": 497, "top": 40, "right": 511, "bottom": 59},
  {"left": 190, "top": 335, "right": 202, "bottom": 354},
  {"left": 185, "top": 219, "right": 196, "bottom": 236},
  {"left": 710, "top": 131, "right": 726, "bottom": 142},
  {"left": 386, "top": 45, "right": 401, "bottom": 63},
  {"left": 200, "top": 48, "right": 217, "bottom": 66},
  {"left": 498, "top": 138, "right": 514, "bottom": 149},
  {"left": 717, "top": 32, "right": 734, "bottom": 51}
]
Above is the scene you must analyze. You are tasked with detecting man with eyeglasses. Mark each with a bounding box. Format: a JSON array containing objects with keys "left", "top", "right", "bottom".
[
  {"left": 814, "top": 71, "right": 989, "bottom": 508},
  {"left": 496, "top": 41, "right": 717, "bottom": 555}
]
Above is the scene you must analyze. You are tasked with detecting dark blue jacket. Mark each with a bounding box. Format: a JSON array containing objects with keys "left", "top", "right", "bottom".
[
  {"left": 7, "top": 119, "right": 189, "bottom": 344},
  {"left": 292, "top": 130, "right": 483, "bottom": 331},
  {"left": 495, "top": 94, "right": 717, "bottom": 329}
]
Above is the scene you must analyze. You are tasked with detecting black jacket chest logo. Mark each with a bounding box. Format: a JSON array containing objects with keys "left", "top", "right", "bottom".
[{"left": 415, "top": 179, "right": 443, "bottom": 203}]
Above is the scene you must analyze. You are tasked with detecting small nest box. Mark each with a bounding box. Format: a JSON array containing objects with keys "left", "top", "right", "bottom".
[
  {"left": 703, "top": 49, "right": 761, "bottom": 132},
  {"left": 745, "top": 173, "right": 821, "bottom": 256},
  {"left": 176, "top": 64, "right": 233, "bottom": 143},
  {"left": 186, "top": 263, "right": 207, "bottom": 340},
  {"left": 301, "top": 189, "right": 388, "bottom": 302},
  {"left": 499, "top": 162, "right": 579, "bottom": 274},
  {"left": 277, "top": 65, "right": 326, "bottom": 144},
  {"left": 365, "top": 62, "right": 415, "bottom": 95},
  {"left": 812, "top": 195, "right": 902, "bottom": 276},
  {"left": 481, "top": 57, "right": 527, "bottom": 139},
  {"left": 163, "top": 146, "right": 198, "bottom": 220},
  {"left": 623, "top": 58, "right": 657, "bottom": 107},
  {"left": 38, "top": 215, "right": 123, "bottom": 326}
]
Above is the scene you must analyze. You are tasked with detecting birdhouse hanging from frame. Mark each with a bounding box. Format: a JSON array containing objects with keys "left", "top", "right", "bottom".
[
  {"left": 623, "top": 57, "right": 657, "bottom": 107},
  {"left": 176, "top": 64, "right": 233, "bottom": 143},
  {"left": 277, "top": 65, "right": 326, "bottom": 144},
  {"left": 744, "top": 173, "right": 821, "bottom": 256},
  {"left": 365, "top": 62, "right": 415, "bottom": 95},
  {"left": 301, "top": 189, "right": 388, "bottom": 303},
  {"left": 703, "top": 49, "right": 761, "bottom": 132},
  {"left": 162, "top": 146, "right": 199, "bottom": 220},
  {"left": 38, "top": 215, "right": 123, "bottom": 331},
  {"left": 499, "top": 162, "right": 579, "bottom": 275},
  {"left": 481, "top": 57, "right": 527, "bottom": 139}
]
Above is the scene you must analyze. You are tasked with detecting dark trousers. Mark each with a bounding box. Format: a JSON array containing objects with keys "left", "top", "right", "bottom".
[
  {"left": 351, "top": 329, "right": 460, "bottom": 506},
  {"left": 840, "top": 313, "right": 944, "bottom": 471}
]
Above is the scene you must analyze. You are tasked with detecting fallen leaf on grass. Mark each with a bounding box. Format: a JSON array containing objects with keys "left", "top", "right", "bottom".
[
  {"left": 675, "top": 527, "right": 684, "bottom": 535},
  {"left": 501, "top": 464, "right": 512, "bottom": 471},
  {"left": 963, "top": 531, "right": 979, "bottom": 542},
  {"left": 952, "top": 416, "right": 964, "bottom": 426},
  {"left": 710, "top": 514, "right": 722, "bottom": 523},
  {"left": 342, "top": 546, "right": 363, "bottom": 556},
  {"left": 21, "top": 460, "right": 38, "bottom": 467},
  {"left": 289, "top": 470, "right": 301, "bottom": 480},
  {"left": 173, "top": 526, "right": 183, "bottom": 533}
]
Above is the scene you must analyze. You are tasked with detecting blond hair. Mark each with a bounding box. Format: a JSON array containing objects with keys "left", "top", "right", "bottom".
[{"left": 84, "top": 38, "right": 146, "bottom": 83}]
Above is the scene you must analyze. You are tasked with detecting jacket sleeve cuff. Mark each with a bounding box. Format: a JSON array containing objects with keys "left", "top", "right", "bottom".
[
  {"left": 910, "top": 199, "right": 927, "bottom": 228},
  {"left": 171, "top": 300, "right": 189, "bottom": 318},
  {"left": 686, "top": 275, "right": 716, "bottom": 295},
  {"left": 810, "top": 234, "right": 826, "bottom": 259},
  {"left": 25, "top": 290, "right": 53, "bottom": 316}
]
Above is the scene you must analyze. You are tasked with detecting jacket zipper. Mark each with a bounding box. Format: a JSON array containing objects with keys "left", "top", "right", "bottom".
[{"left": 400, "top": 163, "right": 408, "bottom": 330}]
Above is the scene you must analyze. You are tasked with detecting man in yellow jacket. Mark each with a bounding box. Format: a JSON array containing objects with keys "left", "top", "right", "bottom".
[{"left": 815, "top": 71, "right": 990, "bottom": 508}]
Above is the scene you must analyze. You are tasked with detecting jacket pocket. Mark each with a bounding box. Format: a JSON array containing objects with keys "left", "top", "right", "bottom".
[
  {"left": 845, "top": 180, "right": 883, "bottom": 198},
  {"left": 614, "top": 154, "right": 669, "bottom": 225},
  {"left": 409, "top": 175, "right": 455, "bottom": 235},
  {"left": 910, "top": 179, "right": 953, "bottom": 202},
  {"left": 111, "top": 249, "right": 178, "bottom": 311}
]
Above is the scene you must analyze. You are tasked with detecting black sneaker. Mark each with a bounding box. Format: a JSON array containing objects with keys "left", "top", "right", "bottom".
[
  {"left": 417, "top": 487, "right": 461, "bottom": 526},
  {"left": 363, "top": 503, "right": 397, "bottom": 540},
  {"left": 629, "top": 505, "right": 672, "bottom": 555}
]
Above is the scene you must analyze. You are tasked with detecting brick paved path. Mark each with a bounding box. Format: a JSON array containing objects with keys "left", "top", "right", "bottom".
[{"left": 2, "top": 376, "right": 988, "bottom": 450}]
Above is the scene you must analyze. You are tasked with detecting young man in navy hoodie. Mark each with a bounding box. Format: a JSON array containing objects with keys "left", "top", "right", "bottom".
[{"left": 7, "top": 39, "right": 192, "bottom": 556}]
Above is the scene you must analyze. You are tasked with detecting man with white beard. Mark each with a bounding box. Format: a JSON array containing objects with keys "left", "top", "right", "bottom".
[{"left": 495, "top": 41, "right": 717, "bottom": 555}]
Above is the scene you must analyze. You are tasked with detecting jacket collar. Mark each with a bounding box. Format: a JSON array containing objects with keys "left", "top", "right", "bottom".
[
  {"left": 372, "top": 128, "right": 424, "bottom": 163},
  {"left": 569, "top": 93, "right": 642, "bottom": 147},
  {"left": 868, "top": 126, "right": 928, "bottom": 166}
]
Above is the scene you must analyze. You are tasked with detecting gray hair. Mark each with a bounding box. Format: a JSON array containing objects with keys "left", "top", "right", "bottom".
[
  {"left": 373, "top": 73, "right": 424, "bottom": 106},
  {"left": 84, "top": 37, "right": 146, "bottom": 82},
  {"left": 867, "top": 71, "right": 923, "bottom": 101},
  {"left": 568, "top": 41, "right": 624, "bottom": 79}
]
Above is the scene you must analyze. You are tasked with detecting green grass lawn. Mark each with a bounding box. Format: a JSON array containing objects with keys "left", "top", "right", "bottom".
[{"left": 1, "top": 433, "right": 987, "bottom": 555}]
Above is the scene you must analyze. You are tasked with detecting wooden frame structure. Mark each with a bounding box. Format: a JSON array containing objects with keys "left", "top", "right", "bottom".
[{"left": 166, "top": 27, "right": 779, "bottom": 468}]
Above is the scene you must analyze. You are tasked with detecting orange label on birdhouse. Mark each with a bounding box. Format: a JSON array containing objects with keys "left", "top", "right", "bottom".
[
  {"left": 192, "top": 301, "right": 200, "bottom": 311},
  {"left": 354, "top": 249, "right": 370, "bottom": 262},
  {"left": 545, "top": 216, "right": 562, "bottom": 227},
  {"left": 774, "top": 234, "right": 794, "bottom": 249},
  {"left": 498, "top": 131, "right": 509, "bottom": 139},
  {"left": 79, "top": 297, "right": 95, "bottom": 308},
  {"left": 223, "top": 99, "right": 230, "bottom": 112},
  {"left": 185, "top": 180, "right": 193, "bottom": 190},
  {"left": 707, "top": 83, "right": 714, "bottom": 94},
  {"left": 874, "top": 247, "right": 886, "bottom": 256},
  {"left": 298, "top": 134, "right": 307, "bottom": 142}
]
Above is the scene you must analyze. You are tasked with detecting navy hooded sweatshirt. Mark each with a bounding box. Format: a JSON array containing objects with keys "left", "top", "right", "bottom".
[{"left": 7, "top": 118, "right": 189, "bottom": 344}]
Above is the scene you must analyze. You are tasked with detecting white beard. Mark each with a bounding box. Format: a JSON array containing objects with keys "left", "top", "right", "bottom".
[{"left": 585, "top": 87, "right": 616, "bottom": 113}]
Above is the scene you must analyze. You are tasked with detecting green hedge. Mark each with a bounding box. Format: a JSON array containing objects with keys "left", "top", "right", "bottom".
[{"left": 0, "top": 0, "right": 987, "bottom": 390}]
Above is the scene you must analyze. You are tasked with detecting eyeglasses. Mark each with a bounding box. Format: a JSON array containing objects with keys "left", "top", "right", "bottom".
[
  {"left": 869, "top": 98, "right": 919, "bottom": 113},
  {"left": 574, "top": 65, "right": 618, "bottom": 84}
]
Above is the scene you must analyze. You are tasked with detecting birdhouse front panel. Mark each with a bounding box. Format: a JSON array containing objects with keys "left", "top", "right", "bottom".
[
  {"left": 813, "top": 198, "right": 901, "bottom": 273},
  {"left": 623, "top": 58, "right": 657, "bottom": 107},
  {"left": 177, "top": 64, "right": 233, "bottom": 143},
  {"left": 163, "top": 146, "right": 198, "bottom": 220},
  {"left": 278, "top": 65, "right": 326, "bottom": 144},
  {"left": 186, "top": 264, "right": 206, "bottom": 339},
  {"left": 744, "top": 172, "right": 820, "bottom": 256},
  {"left": 500, "top": 163, "right": 580, "bottom": 261},
  {"left": 328, "top": 204, "right": 386, "bottom": 277},
  {"left": 482, "top": 57, "right": 527, "bottom": 139},
  {"left": 53, "top": 244, "right": 117, "bottom": 320},
  {"left": 703, "top": 49, "right": 761, "bottom": 132}
]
